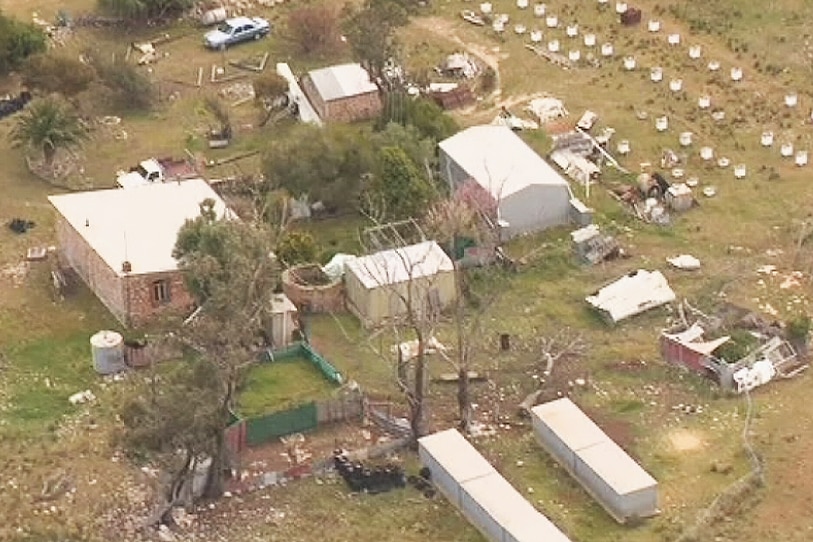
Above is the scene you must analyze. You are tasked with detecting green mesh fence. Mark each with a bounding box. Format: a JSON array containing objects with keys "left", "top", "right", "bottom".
[{"left": 245, "top": 401, "right": 318, "bottom": 446}]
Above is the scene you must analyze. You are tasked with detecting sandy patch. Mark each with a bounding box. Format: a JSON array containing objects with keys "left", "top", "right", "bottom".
[{"left": 668, "top": 428, "right": 705, "bottom": 452}]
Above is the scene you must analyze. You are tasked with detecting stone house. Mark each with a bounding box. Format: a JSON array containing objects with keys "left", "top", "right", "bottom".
[
  {"left": 48, "top": 179, "right": 232, "bottom": 327},
  {"left": 300, "top": 63, "right": 382, "bottom": 123}
]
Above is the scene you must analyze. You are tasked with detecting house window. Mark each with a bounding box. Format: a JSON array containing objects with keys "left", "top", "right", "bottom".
[{"left": 152, "top": 280, "right": 171, "bottom": 305}]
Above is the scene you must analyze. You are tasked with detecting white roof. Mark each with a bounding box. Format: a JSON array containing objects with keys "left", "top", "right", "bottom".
[
  {"left": 116, "top": 171, "right": 150, "bottom": 189},
  {"left": 49, "top": 179, "right": 231, "bottom": 277},
  {"left": 577, "top": 440, "right": 658, "bottom": 495},
  {"left": 345, "top": 240, "right": 453, "bottom": 289},
  {"left": 585, "top": 269, "right": 676, "bottom": 323},
  {"left": 307, "top": 63, "right": 378, "bottom": 102},
  {"left": 462, "top": 474, "right": 573, "bottom": 542},
  {"left": 532, "top": 398, "right": 657, "bottom": 496},
  {"left": 439, "top": 125, "right": 570, "bottom": 200},
  {"left": 418, "top": 429, "right": 496, "bottom": 485},
  {"left": 531, "top": 398, "right": 608, "bottom": 452}
]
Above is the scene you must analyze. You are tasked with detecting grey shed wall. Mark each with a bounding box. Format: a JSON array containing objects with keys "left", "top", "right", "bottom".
[
  {"left": 531, "top": 398, "right": 659, "bottom": 524},
  {"left": 439, "top": 147, "right": 472, "bottom": 190},
  {"left": 439, "top": 148, "right": 574, "bottom": 239},
  {"left": 500, "top": 184, "right": 573, "bottom": 237}
]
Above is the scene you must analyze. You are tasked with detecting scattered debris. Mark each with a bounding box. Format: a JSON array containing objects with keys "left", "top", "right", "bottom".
[
  {"left": 333, "top": 450, "right": 406, "bottom": 494},
  {"left": 491, "top": 106, "right": 538, "bottom": 130},
  {"left": 460, "top": 10, "right": 486, "bottom": 26},
  {"left": 525, "top": 43, "right": 572, "bottom": 69},
  {"left": 576, "top": 110, "right": 598, "bottom": 131},
  {"left": 26, "top": 247, "right": 48, "bottom": 261},
  {"left": 433, "top": 371, "right": 487, "bottom": 383},
  {"left": 7, "top": 218, "right": 36, "bottom": 234},
  {"left": 392, "top": 337, "right": 447, "bottom": 363},
  {"left": 439, "top": 52, "right": 481, "bottom": 79},
  {"left": 0, "top": 91, "right": 32, "bottom": 120},
  {"left": 210, "top": 64, "right": 246, "bottom": 84},
  {"left": 586, "top": 270, "right": 676, "bottom": 324},
  {"left": 229, "top": 52, "right": 269, "bottom": 73},
  {"left": 551, "top": 149, "right": 601, "bottom": 185},
  {"left": 428, "top": 84, "right": 475, "bottom": 110},
  {"left": 668, "top": 254, "right": 701, "bottom": 271},
  {"left": 68, "top": 390, "right": 97, "bottom": 405},
  {"left": 525, "top": 96, "right": 568, "bottom": 123},
  {"left": 571, "top": 224, "right": 622, "bottom": 265}
]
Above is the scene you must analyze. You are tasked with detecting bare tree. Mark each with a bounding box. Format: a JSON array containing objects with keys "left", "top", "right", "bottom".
[
  {"left": 422, "top": 186, "right": 500, "bottom": 433},
  {"left": 355, "top": 232, "right": 445, "bottom": 442},
  {"left": 518, "top": 328, "right": 588, "bottom": 416}
]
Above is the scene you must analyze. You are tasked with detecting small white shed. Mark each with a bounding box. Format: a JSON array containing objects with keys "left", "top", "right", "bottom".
[
  {"left": 531, "top": 398, "right": 659, "bottom": 523},
  {"left": 344, "top": 241, "right": 456, "bottom": 328}
]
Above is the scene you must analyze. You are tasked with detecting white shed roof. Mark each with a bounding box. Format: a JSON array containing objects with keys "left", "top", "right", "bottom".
[
  {"left": 418, "top": 429, "right": 496, "bottom": 485},
  {"left": 439, "top": 125, "right": 570, "bottom": 199},
  {"left": 49, "top": 179, "right": 232, "bottom": 277},
  {"left": 307, "top": 63, "right": 378, "bottom": 102},
  {"left": 531, "top": 398, "right": 608, "bottom": 452},
  {"left": 532, "top": 398, "right": 657, "bottom": 496},
  {"left": 585, "top": 269, "right": 676, "bottom": 323},
  {"left": 577, "top": 440, "right": 658, "bottom": 496},
  {"left": 345, "top": 240, "right": 454, "bottom": 289},
  {"left": 463, "top": 474, "right": 573, "bottom": 542}
]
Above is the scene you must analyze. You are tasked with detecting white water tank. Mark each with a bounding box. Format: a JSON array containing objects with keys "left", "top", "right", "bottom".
[{"left": 91, "top": 330, "right": 126, "bottom": 375}]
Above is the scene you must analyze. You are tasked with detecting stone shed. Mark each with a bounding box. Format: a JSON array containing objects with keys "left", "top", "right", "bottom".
[{"left": 300, "top": 63, "right": 382, "bottom": 123}]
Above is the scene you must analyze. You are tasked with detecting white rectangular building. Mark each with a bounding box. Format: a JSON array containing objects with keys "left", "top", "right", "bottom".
[
  {"left": 531, "top": 398, "right": 659, "bottom": 524},
  {"left": 418, "top": 429, "right": 573, "bottom": 542}
]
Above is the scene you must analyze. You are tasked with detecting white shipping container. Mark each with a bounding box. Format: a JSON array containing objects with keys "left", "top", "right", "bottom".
[
  {"left": 419, "top": 429, "right": 573, "bottom": 542},
  {"left": 531, "top": 398, "right": 659, "bottom": 524}
]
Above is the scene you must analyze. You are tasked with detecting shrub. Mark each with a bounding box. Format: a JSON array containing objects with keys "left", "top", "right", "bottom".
[
  {"left": 88, "top": 52, "right": 154, "bottom": 111},
  {"left": 286, "top": 5, "right": 343, "bottom": 56},
  {"left": 276, "top": 231, "right": 319, "bottom": 266},
  {"left": 98, "top": 0, "right": 195, "bottom": 20},
  {"left": 0, "top": 11, "right": 46, "bottom": 75},
  {"left": 786, "top": 314, "right": 811, "bottom": 344},
  {"left": 22, "top": 53, "right": 96, "bottom": 98}
]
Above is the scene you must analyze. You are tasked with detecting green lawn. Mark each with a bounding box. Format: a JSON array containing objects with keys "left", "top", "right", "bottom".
[{"left": 237, "top": 357, "right": 337, "bottom": 418}]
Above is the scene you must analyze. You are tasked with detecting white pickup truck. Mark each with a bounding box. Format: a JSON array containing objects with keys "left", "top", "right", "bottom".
[{"left": 116, "top": 157, "right": 199, "bottom": 188}]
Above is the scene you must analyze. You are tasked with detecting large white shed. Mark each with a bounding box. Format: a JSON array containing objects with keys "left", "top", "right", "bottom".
[
  {"left": 439, "top": 125, "right": 590, "bottom": 238},
  {"left": 344, "top": 241, "right": 456, "bottom": 328},
  {"left": 531, "top": 398, "right": 659, "bottom": 524},
  {"left": 418, "top": 429, "right": 573, "bottom": 542}
]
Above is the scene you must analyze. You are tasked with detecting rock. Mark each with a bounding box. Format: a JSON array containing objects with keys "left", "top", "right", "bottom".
[
  {"left": 516, "top": 460, "right": 524, "bottom": 467},
  {"left": 710, "top": 461, "right": 733, "bottom": 475},
  {"left": 157, "top": 524, "right": 176, "bottom": 542}
]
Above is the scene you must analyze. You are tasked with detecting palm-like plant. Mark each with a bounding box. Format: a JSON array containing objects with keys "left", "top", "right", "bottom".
[{"left": 9, "top": 97, "right": 88, "bottom": 168}]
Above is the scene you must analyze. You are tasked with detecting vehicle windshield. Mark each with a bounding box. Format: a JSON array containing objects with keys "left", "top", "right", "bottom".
[
  {"left": 135, "top": 165, "right": 149, "bottom": 178},
  {"left": 217, "top": 22, "right": 234, "bottom": 33}
]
